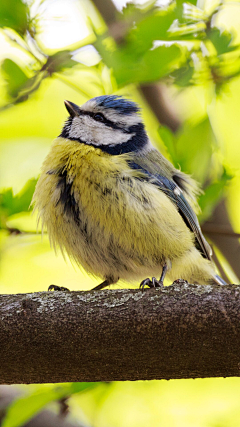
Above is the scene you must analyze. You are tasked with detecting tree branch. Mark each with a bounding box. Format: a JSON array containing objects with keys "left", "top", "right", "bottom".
[
  {"left": 203, "top": 199, "right": 240, "bottom": 279},
  {"left": 0, "top": 283, "right": 239, "bottom": 385},
  {"left": 139, "top": 84, "right": 181, "bottom": 133}
]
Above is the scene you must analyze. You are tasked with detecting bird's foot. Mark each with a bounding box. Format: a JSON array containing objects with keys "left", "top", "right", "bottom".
[
  {"left": 48, "top": 284, "right": 71, "bottom": 292},
  {"left": 140, "top": 277, "right": 163, "bottom": 291}
]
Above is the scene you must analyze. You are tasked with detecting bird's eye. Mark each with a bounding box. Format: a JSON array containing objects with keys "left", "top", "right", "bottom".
[{"left": 93, "top": 113, "right": 105, "bottom": 122}]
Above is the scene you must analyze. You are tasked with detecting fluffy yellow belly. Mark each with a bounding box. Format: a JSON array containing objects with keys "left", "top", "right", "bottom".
[{"left": 32, "top": 138, "right": 214, "bottom": 285}]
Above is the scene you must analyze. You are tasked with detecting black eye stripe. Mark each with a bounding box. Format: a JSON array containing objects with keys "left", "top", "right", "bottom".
[
  {"left": 79, "top": 109, "right": 129, "bottom": 132},
  {"left": 93, "top": 113, "right": 105, "bottom": 122}
]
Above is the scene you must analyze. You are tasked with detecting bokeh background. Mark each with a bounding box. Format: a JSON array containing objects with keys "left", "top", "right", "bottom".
[{"left": 0, "top": 0, "right": 240, "bottom": 426}]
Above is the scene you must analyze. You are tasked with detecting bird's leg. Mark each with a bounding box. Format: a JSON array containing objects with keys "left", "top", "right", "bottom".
[
  {"left": 158, "top": 263, "right": 168, "bottom": 286},
  {"left": 140, "top": 263, "right": 168, "bottom": 291},
  {"left": 48, "top": 285, "right": 70, "bottom": 292},
  {"left": 91, "top": 276, "right": 118, "bottom": 291}
]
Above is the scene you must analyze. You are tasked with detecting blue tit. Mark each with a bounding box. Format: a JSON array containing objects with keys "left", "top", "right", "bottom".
[{"left": 32, "top": 95, "right": 227, "bottom": 290}]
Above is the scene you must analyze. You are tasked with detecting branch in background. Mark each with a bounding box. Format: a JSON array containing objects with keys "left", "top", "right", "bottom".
[
  {"left": 139, "top": 84, "right": 181, "bottom": 133},
  {"left": 202, "top": 224, "right": 240, "bottom": 238},
  {"left": 92, "top": 0, "right": 117, "bottom": 25},
  {"left": 0, "top": 284, "right": 240, "bottom": 384},
  {"left": 211, "top": 250, "right": 229, "bottom": 284},
  {"left": 203, "top": 199, "right": 240, "bottom": 279}
]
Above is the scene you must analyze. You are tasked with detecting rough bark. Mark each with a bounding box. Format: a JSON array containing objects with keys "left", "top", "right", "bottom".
[{"left": 0, "top": 283, "right": 239, "bottom": 385}]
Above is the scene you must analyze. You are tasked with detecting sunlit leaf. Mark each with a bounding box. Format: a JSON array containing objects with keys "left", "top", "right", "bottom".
[
  {"left": 182, "top": 3, "right": 206, "bottom": 22},
  {"left": 96, "top": 38, "right": 184, "bottom": 86},
  {"left": 1, "top": 64, "right": 45, "bottom": 105},
  {"left": 0, "top": 179, "right": 37, "bottom": 226},
  {"left": 167, "top": 19, "right": 206, "bottom": 39},
  {"left": 1, "top": 52, "right": 78, "bottom": 106},
  {"left": 2, "top": 59, "right": 29, "bottom": 98},
  {"left": 42, "top": 51, "right": 78, "bottom": 75},
  {"left": 208, "top": 27, "right": 237, "bottom": 55},
  {"left": 132, "top": 9, "right": 177, "bottom": 49},
  {"left": 175, "top": 0, "right": 201, "bottom": 24},
  {"left": 6, "top": 72, "right": 46, "bottom": 105},
  {"left": 171, "top": 62, "right": 195, "bottom": 86},
  {"left": 176, "top": 0, "right": 198, "bottom": 6},
  {"left": 0, "top": 0, "right": 29, "bottom": 35},
  {"left": 2, "top": 382, "right": 99, "bottom": 427}
]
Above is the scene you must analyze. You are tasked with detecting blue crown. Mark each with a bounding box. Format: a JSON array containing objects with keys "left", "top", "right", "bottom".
[{"left": 92, "top": 95, "right": 140, "bottom": 115}]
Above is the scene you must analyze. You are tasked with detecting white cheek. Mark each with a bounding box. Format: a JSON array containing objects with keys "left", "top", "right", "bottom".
[
  {"left": 96, "top": 127, "right": 135, "bottom": 146},
  {"left": 69, "top": 116, "right": 134, "bottom": 147}
]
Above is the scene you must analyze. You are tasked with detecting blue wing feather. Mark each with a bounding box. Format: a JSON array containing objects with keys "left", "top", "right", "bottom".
[{"left": 128, "top": 161, "right": 211, "bottom": 260}]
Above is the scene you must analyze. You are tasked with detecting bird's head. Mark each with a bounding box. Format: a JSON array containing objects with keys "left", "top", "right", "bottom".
[{"left": 60, "top": 95, "right": 149, "bottom": 155}]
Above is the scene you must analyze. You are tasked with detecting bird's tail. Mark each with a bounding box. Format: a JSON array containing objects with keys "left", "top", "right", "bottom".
[{"left": 213, "top": 275, "right": 228, "bottom": 286}]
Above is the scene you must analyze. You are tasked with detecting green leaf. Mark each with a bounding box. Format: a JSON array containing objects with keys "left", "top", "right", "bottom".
[
  {"left": 13, "top": 178, "right": 38, "bottom": 213},
  {"left": 122, "top": 3, "right": 206, "bottom": 43},
  {"left": 2, "top": 52, "right": 77, "bottom": 104},
  {"left": 132, "top": 9, "right": 177, "bottom": 49},
  {"left": 0, "top": 0, "right": 29, "bottom": 36},
  {"left": 174, "top": 118, "right": 217, "bottom": 182},
  {"left": 198, "top": 169, "right": 232, "bottom": 222},
  {"left": 176, "top": 0, "right": 198, "bottom": 6},
  {"left": 127, "top": 44, "right": 184, "bottom": 84},
  {"left": 2, "top": 59, "right": 29, "bottom": 98},
  {"left": 208, "top": 28, "right": 237, "bottom": 55},
  {"left": 0, "top": 179, "right": 37, "bottom": 223},
  {"left": 171, "top": 62, "right": 195, "bottom": 87},
  {"left": 181, "top": 3, "right": 206, "bottom": 22},
  {"left": 2, "top": 382, "right": 99, "bottom": 427},
  {"left": 167, "top": 20, "right": 206, "bottom": 39},
  {"left": 96, "top": 38, "right": 184, "bottom": 86},
  {"left": 175, "top": 1, "right": 202, "bottom": 24},
  {"left": 158, "top": 126, "right": 178, "bottom": 167},
  {"left": 0, "top": 188, "right": 14, "bottom": 219},
  {"left": 42, "top": 51, "right": 78, "bottom": 75}
]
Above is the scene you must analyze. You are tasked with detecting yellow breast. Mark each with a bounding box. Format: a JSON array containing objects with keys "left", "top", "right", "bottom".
[{"left": 33, "top": 137, "right": 194, "bottom": 281}]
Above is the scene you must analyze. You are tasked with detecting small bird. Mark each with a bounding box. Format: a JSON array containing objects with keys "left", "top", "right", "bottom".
[{"left": 32, "top": 95, "right": 227, "bottom": 290}]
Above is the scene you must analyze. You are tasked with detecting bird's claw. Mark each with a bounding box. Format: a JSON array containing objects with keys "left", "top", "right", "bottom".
[
  {"left": 48, "top": 284, "right": 71, "bottom": 292},
  {"left": 140, "top": 277, "right": 163, "bottom": 291}
]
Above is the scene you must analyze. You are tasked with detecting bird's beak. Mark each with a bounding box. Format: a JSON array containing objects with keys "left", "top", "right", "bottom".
[{"left": 64, "top": 100, "right": 80, "bottom": 118}]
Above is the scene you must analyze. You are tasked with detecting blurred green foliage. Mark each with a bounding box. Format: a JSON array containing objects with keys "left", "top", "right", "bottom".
[
  {"left": 0, "top": 0, "right": 29, "bottom": 36},
  {"left": 2, "top": 382, "right": 99, "bottom": 427},
  {"left": 2, "top": 59, "right": 29, "bottom": 98},
  {"left": 0, "top": 0, "right": 240, "bottom": 426},
  {"left": 0, "top": 179, "right": 37, "bottom": 229}
]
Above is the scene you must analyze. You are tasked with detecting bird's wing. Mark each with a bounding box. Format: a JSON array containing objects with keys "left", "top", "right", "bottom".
[{"left": 128, "top": 153, "right": 212, "bottom": 260}]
